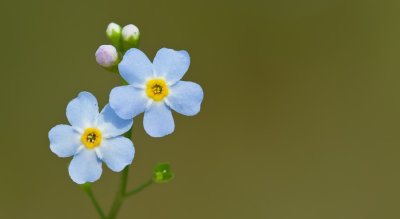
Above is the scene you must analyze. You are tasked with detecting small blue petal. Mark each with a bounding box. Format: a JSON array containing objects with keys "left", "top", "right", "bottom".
[
  {"left": 49, "top": 124, "right": 81, "bottom": 157},
  {"left": 143, "top": 102, "right": 175, "bottom": 137},
  {"left": 66, "top": 92, "right": 99, "bottom": 130},
  {"left": 119, "top": 48, "right": 153, "bottom": 86},
  {"left": 109, "top": 85, "right": 148, "bottom": 120},
  {"left": 167, "top": 81, "right": 204, "bottom": 116},
  {"left": 153, "top": 48, "right": 190, "bottom": 84},
  {"left": 68, "top": 149, "right": 102, "bottom": 184},
  {"left": 96, "top": 104, "right": 133, "bottom": 138},
  {"left": 99, "top": 136, "right": 135, "bottom": 172}
]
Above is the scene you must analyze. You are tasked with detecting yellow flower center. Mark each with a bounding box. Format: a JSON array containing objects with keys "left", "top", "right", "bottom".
[
  {"left": 81, "top": 128, "right": 102, "bottom": 149},
  {"left": 146, "top": 79, "right": 168, "bottom": 101}
]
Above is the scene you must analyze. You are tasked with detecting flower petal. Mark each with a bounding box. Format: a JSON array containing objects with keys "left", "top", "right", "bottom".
[
  {"left": 68, "top": 149, "right": 102, "bottom": 184},
  {"left": 153, "top": 48, "right": 190, "bottom": 84},
  {"left": 49, "top": 124, "right": 81, "bottom": 157},
  {"left": 143, "top": 102, "right": 175, "bottom": 137},
  {"left": 119, "top": 48, "right": 153, "bottom": 86},
  {"left": 167, "top": 81, "right": 204, "bottom": 116},
  {"left": 96, "top": 104, "right": 133, "bottom": 138},
  {"left": 109, "top": 85, "right": 148, "bottom": 120},
  {"left": 66, "top": 91, "right": 99, "bottom": 130},
  {"left": 98, "top": 136, "right": 135, "bottom": 172}
]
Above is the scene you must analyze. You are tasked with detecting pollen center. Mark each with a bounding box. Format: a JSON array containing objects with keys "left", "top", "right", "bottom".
[
  {"left": 146, "top": 79, "right": 168, "bottom": 101},
  {"left": 81, "top": 128, "right": 102, "bottom": 149}
]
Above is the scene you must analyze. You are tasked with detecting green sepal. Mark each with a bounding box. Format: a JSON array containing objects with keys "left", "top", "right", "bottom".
[
  {"left": 122, "top": 32, "right": 140, "bottom": 53},
  {"left": 103, "top": 63, "right": 119, "bottom": 74},
  {"left": 153, "top": 162, "right": 174, "bottom": 183},
  {"left": 106, "top": 23, "right": 123, "bottom": 51}
]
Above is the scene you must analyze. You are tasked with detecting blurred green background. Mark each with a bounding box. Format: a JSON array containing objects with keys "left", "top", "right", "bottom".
[{"left": 1, "top": 0, "right": 400, "bottom": 218}]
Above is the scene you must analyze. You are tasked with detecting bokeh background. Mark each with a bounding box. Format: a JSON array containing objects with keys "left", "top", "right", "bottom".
[{"left": 1, "top": 0, "right": 400, "bottom": 218}]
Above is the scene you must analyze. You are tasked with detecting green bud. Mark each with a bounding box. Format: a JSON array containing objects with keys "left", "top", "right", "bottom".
[
  {"left": 153, "top": 162, "right": 174, "bottom": 183},
  {"left": 106, "top": 22, "right": 122, "bottom": 50},
  {"left": 121, "top": 24, "right": 140, "bottom": 52}
]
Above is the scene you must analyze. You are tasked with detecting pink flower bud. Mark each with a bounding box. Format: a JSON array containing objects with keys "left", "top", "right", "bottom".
[{"left": 95, "top": 45, "right": 119, "bottom": 68}]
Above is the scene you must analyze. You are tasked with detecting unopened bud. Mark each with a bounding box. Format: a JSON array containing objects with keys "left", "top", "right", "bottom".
[
  {"left": 106, "top": 22, "right": 122, "bottom": 50},
  {"left": 121, "top": 24, "right": 140, "bottom": 52},
  {"left": 95, "top": 45, "right": 120, "bottom": 70},
  {"left": 153, "top": 162, "right": 174, "bottom": 183}
]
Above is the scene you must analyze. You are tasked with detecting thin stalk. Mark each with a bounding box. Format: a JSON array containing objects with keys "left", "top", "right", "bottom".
[
  {"left": 108, "top": 166, "right": 129, "bottom": 219},
  {"left": 83, "top": 184, "right": 106, "bottom": 219},
  {"left": 106, "top": 105, "right": 133, "bottom": 219},
  {"left": 124, "top": 179, "right": 153, "bottom": 197}
]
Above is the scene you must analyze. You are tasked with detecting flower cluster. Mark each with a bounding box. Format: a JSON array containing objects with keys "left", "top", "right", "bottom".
[{"left": 49, "top": 22, "right": 204, "bottom": 184}]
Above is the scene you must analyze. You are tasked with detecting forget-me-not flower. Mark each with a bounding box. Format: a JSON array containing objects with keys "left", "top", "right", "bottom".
[
  {"left": 109, "top": 48, "right": 204, "bottom": 137},
  {"left": 49, "top": 92, "right": 135, "bottom": 184}
]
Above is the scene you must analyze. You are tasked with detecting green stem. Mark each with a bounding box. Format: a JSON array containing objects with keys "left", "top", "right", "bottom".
[
  {"left": 84, "top": 111, "right": 155, "bottom": 219},
  {"left": 108, "top": 166, "right": 129, "bottom": 219},
  {"left": 124, "top": 179, "right": 153, "bottom": 197},
  {"left": 82, "top": 184, "right": 107, "bottom": 219},
  {"left": 106, "top": 95, "right": 133, "bottom": 219}
]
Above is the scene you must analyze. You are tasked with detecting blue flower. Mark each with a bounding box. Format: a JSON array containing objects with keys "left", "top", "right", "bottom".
[
  {"left": 109, "top": 48, "right": 204, "bottom": 137},
  {"left": 49, "top": 91, "right": 134, "bottom": 184}
]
